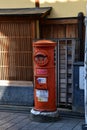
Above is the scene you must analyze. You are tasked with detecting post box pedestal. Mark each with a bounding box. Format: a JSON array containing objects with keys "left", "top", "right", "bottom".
[
  {"left": 31, "top": 108, "right": 59, "bottom": 122},
  {"left": 30, "top": 40, "right": 59, "bottom": 121}
]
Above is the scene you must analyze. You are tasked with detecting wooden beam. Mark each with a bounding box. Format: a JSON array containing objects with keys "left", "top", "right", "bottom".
[
  {"left": 40, "top": 19, "right": 78, "bottom": 25},
  {"left": 35, "top": 0, "right": 40, "bottom": 8}
]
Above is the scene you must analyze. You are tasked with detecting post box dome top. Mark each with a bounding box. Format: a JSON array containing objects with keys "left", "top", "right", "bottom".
[{"left": 33, "top": 40, "right": 56, "bottom": 47}]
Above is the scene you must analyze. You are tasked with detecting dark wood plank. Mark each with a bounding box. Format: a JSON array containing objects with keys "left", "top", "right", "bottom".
[
  {"left": 59, "top": 118, "right": 80, "bottom": 130},
  {"left": 73, "top": 120, "right": 85, "bottom": 130},
  {"left": 6, "top": 117, "right": 30, "bottom": 130},
  {"left": 0, "top": 114, "right": 30, "bottom": 130},
  {"left": 21, "top": 121, "right": 40, "bottom": 130},
  {"left": 32, "top": 122, "right": 52, "bottom": 130},
  {"left": 46, "top": 122, "right": 65, "bottom": 130},
  {"left": 0, "top": 111, "right": 84, "bottom": 130}
]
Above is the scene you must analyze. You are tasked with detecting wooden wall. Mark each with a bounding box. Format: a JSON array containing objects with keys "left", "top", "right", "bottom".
[
  {"left": 39, "top": 15, "right": 85, "bottom": 107},
  {"left": 40, "top": 13, "right": 85, "bottom": 61},
  {"left": 0, "top": 16, "right": 36, "bottom": 81},
  {"left": 40, "top": 18, "right": 78, "bottom": 38}
]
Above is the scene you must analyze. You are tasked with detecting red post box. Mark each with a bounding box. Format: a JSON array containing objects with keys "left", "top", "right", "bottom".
[{"left": 32, "top": 40, "right": 57, "bottom": 112}]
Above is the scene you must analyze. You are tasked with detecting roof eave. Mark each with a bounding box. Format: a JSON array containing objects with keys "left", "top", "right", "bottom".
[{"left": 0, "top": 7, "right": 52, "bottom": 19}]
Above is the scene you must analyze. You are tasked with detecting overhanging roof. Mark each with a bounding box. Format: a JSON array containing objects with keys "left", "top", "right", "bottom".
[{"left": 0, "top": 7, "right": 52, "bottom": 18}]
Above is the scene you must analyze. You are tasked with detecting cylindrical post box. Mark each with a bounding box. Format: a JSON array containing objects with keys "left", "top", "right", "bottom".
[{"left": 33, "top": 40, "right": 57, "bottom": 112}]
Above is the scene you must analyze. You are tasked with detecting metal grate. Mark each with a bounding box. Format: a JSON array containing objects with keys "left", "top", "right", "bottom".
[{"left": 56, "top": 38, "right": 80, "bottom": 107}]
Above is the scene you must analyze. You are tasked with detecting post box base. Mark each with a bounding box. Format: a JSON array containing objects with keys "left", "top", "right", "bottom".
[
  {"left": 82, "top": 124, "right": 87, "bottom": 130},
  {"left": 30, "top": 108, "right": 59, "bottom": 122}
]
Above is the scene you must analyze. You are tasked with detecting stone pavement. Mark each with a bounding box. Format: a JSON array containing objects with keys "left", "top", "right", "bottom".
[{"left": 0, "top": 109, "right": 84, "bottom": 130}]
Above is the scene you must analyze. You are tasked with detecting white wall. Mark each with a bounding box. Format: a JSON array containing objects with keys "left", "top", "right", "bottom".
[{"left": 0, "top": 0, "right": 86, "bottom": 18}]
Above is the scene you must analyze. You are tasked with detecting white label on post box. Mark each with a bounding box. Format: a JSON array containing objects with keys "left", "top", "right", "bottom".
[
  {"left": 36, "top": 90, "right": 48, "bottom": 102},
  {"left": 37, "top": 78, "right": 46, "bottom": 84},
  {"left": 38, "top": 97, "right": 48, "bottom": 102}
]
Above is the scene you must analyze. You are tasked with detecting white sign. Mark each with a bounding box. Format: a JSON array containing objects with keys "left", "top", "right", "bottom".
[
  {"left": 38, "top": 97, "right": 48, "bottom": 102},
  {"left": 37, "top": 78, "right": 46, "bottom": 84},
  {"left": 36, "top": 90, "right": 48, "bottom": 102}
]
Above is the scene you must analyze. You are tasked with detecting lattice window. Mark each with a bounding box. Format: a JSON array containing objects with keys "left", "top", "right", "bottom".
[{"left": 0, "top": 20, "right": 35, "bottom": 81}]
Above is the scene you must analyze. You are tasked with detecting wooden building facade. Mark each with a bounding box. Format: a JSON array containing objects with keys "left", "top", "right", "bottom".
[{"left": 0, "top": 6, "right": 85, "bottom": 111}]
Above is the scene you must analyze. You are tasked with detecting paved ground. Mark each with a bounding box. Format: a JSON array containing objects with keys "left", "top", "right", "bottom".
[{"left": 0, "top": 110, "right": 84, "bottom": 130}]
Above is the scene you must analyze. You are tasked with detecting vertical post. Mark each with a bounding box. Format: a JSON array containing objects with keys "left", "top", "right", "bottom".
[
  {"left": 35, "top": 0, "right": 40, "bottom": 8},
  {"left": 84, "top": 16, "right": 87, "bottom": 124},
  {"left": 82, "top": 9, "right": 87, "bottom": 130},
  {"left": 78, "top": 12, "right": 84, "bottom": 61}
]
